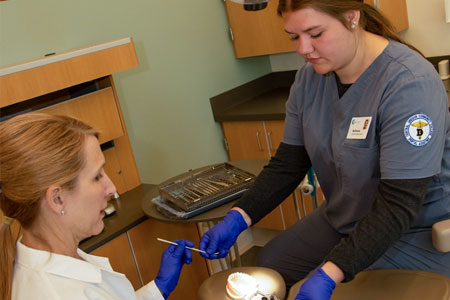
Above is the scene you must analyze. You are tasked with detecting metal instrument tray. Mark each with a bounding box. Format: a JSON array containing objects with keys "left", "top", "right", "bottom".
[{"left": 158, "top": 163, "right": 255, "bottom": 212}]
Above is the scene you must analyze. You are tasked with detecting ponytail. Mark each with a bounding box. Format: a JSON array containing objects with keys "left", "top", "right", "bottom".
[
  {"left": 360, "top": 4, "right": 423, "bottom": 56},
  {"left": 0, "top": 212, "right": 15, "bottom": 300}
]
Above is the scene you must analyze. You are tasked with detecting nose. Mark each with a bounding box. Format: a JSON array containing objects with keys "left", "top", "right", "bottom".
[
  {"left": 295, "top": 36, "right": 313, "bottom": 56},
  {"left": 104, "top": 173, "right": 117, "bottom": 197}
]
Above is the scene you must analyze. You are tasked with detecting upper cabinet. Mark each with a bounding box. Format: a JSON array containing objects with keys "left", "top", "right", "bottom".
[
  {"left": 223, "top": 0, "right": 409, "bottom": 58},
  {"left": 0, "top": 38, "right": 141, "bottom": 195},
  {"left": 364, "top": 0, "right": 409, "bottom": 32},
  {"left": 224, "top": 0, "right": 294, "bottom": 58}
]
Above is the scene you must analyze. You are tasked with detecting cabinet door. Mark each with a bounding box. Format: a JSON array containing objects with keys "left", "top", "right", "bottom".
[
  {"left": 224, "top": 0, "right": 294, "bottom": 58},
  {"left": 222, "top": 121, "right": 270, "bottom": 160},
  {"left": 91, "top": 233, "right": 142, "bottom": 290},
  {"left": 127, "top": 219, "right": 209, "bottom": 300},
  {"left": 264, "top": 120, "right": 300, "bottom": 229},
  {"left": 264, "top": 120, "right": 284, "bottom": 156},
  {"left": 222, "top": 121, "right": 285, "bottom": 230},
  {"left": 364, "top": 0, "right": 409, "bottom": 32}
]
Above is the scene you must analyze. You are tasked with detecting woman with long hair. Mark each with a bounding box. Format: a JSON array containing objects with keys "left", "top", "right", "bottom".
[
  {"left": 0, "top": 113, "right": 192, "bottom": 300},
  {"left": 199, "top": 0, "right": 450, "bottom": 299}
]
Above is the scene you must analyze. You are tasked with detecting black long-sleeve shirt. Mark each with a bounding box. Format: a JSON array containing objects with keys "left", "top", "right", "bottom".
[{"left": 234, "top": 142, "right": 430, "bottom": 281}]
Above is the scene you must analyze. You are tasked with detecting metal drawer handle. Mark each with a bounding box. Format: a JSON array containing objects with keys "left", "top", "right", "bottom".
[
  {"left": 256, "top": 131, "right": 263, "bottom": 151},
  {"left": 268, "top": 131, "right": 273, "bottom": 151}
]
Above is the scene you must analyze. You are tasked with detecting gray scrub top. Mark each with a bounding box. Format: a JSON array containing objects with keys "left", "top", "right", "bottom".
[{"left": 283, "top": 40, "right": 450, "bottom": 233}]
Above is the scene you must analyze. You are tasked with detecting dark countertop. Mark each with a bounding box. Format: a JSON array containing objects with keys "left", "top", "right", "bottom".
[
  {"left": 210, "top": 71, "right": 295, "bottom": 122},
  {"left": 79, "top": 184, "right": 153, "bottom": 253},
  {"left": 216, "top": 87, "right": 289, "bottom": 121}
]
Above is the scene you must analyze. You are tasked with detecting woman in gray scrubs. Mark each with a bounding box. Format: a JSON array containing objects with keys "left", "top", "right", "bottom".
[{"left": 199, "top": 0, "right": 450, "bottom": 299}]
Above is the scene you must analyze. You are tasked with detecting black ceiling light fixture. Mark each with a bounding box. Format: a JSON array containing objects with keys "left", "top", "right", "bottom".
[{"left": 230, "top": 0, "right": 271, "bottom": 11}]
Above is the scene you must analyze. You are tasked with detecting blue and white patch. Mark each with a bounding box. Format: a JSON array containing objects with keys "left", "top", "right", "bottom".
[{"left": 404, "top": 113, "right": 433, "bottom": 146}]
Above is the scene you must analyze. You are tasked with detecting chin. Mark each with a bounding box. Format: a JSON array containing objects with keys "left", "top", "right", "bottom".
[
  {"left": 92, "top": 221, "right": 105, "bottom": 236},
  {"left": 312, "top": 65, "right": 332, "bottom": 75}
]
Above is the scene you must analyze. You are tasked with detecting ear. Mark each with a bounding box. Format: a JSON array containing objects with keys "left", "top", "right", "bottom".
[
  {"left": 44, "top": 185, "right": 64, "bottom": 215},
  {"left": 345, "top": 9, "right": 361, "bottom": 27}
]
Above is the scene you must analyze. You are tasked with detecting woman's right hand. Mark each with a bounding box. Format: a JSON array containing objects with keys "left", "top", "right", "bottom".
[
  {"left": 155, "top": 239, "right": 193, "bottom": 299},
  {"left": 199, "top": 210, "right": 248, "bottom": 259}
]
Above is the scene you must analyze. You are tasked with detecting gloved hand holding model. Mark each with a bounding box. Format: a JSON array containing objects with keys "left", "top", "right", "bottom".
[
  {"left": 155, "top": 239, "right": 193, "bottom": 299},
  {"left": 294, "top": 268, "right": 336, "bottom": 300},
  {"left": 199, "top": 210, "right": 248, "bottom": 259}
]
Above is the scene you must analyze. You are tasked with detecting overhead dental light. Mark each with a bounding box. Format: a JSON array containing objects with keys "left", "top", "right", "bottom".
[{"left": 230, "top": 0, "right": 271, "bottom": 11}]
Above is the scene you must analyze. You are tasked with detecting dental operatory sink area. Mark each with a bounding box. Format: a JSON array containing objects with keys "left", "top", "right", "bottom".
[{"left": 1, "top": 0, "right": 450, "bottom": 300}]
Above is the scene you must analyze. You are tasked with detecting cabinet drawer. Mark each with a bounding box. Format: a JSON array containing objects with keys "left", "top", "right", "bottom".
[{"left": 39, "top": 87, "right": 124, "bottom": 144}]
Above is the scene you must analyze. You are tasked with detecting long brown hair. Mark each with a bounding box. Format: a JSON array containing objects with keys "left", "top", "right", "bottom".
[
  {"left": 277, "top": 0, "right": 423, "bottom": 55},
  {"left": 0, "top": 113, "right": 98, "bottom": 300}
]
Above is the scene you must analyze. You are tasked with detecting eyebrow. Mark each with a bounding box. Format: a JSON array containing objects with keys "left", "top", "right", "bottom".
[
  {"left": 285, "top": 25, "right": 321, "bottom": 34},
  {"left": 95, "top": 162, "right": 106, "bottom": 174}
]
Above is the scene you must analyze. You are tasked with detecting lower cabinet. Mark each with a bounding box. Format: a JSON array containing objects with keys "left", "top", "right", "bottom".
[
  {"left": 90, "top": 218, "right": 210, "bottom": 299},
  {"left": 222, "top": 120, "right": 325, "bottom": 231},
  {"left": 91, "top": 233, "right": 142, "bottom": 290}
]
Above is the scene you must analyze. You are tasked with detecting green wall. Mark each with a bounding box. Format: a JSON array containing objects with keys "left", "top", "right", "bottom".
[{"left": 0, "top": 0, "right": 271, "bottom": 183}]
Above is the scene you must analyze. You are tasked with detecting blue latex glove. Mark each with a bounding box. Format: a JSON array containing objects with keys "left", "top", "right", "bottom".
[
  {"left": 295, "top": 268, "right": 336, "bottom": 300},
  {"left": 199, "top": 210, "right": 248, "bottom": 259},
  {"left": 155, "top": 239, "right": 193, "bottom": 299}
]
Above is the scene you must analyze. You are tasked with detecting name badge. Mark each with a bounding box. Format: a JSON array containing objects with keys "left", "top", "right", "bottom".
[{"left": 346, "top": 117, "right": 372, "bottom": 140}]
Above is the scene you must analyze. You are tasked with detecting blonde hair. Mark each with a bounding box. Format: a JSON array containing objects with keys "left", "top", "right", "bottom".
[
  {"left": 0, "top": 113, "right": 98, "bottom": 300},
  {"left": 277, "top": 0, "right": 423, "bottom": 56}
]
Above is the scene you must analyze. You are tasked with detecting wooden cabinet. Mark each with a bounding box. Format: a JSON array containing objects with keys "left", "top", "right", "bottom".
[
  {"left": 223, "top": 121, "right": 270, "bottom": 160},
  {"left": 0, "top": 37, "right": 140, "bottom": 195},
  {"left": 364, "top": 0, "right": 409, "bottom": 32},
  {"left": 222, "top": 120, "right": 300, "bottom": 230},
  {"left": 223, "top": 0, "right": 408, "bottom": 58},
  {"left": 224, "top": 0, "right": 294, "bottom": 58},
  {"left": 91, "top": 233, "right": 142, "bottom": 290},
  {"left": 222, "top": 120, "right": 285, "bottom": 161},
  {"left": 39, "top": 87, "right": 124, "bottom": 144},
  {"left": 222, "top": 120, "right": 325, "bottom": 230}
]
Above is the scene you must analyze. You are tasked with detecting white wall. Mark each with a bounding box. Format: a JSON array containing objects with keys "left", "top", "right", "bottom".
[
  {"left": 401, "top": 0, "right": 450, "bottom": 56},
  {"left": 269, "top": 0, "right": 450, "bottom": 71}
]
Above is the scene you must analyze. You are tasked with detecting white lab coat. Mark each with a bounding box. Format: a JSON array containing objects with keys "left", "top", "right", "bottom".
[{"left": 12, "top": 239, "right": 164, "bottom": 300}]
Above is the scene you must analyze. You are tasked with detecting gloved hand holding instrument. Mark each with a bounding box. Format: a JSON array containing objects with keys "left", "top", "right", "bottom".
[
  {"left": 198, "top": 209, "right": 249, "bottom": 259},
  {"left": 155, "top": 239, "right": 193, "bottom": 299}
]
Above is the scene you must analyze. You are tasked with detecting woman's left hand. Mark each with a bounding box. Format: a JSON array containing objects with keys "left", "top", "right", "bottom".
[
  {"left": 294, "top": 268, "right": 336, "bottom": 300},
  {"left": 155, "top": 239, "right": 193, "bottom": 299}
]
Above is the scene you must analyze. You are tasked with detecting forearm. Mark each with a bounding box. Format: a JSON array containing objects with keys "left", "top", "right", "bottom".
[
  {"left": 234, "top": 142, "right": 311, "bottom": 225},
  {"left": 326, "top": 177, "right": 431, "bottom": 281}
]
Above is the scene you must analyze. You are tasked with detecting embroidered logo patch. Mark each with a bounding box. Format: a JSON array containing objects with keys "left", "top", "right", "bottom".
[{"left": 404, "top": 113, "right": 433, "bottom": 146}]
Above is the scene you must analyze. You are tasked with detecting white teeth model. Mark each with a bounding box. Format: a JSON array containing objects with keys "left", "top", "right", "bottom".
[{"left": 226, "top": 272, "right": 258, "bottom": 299}]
